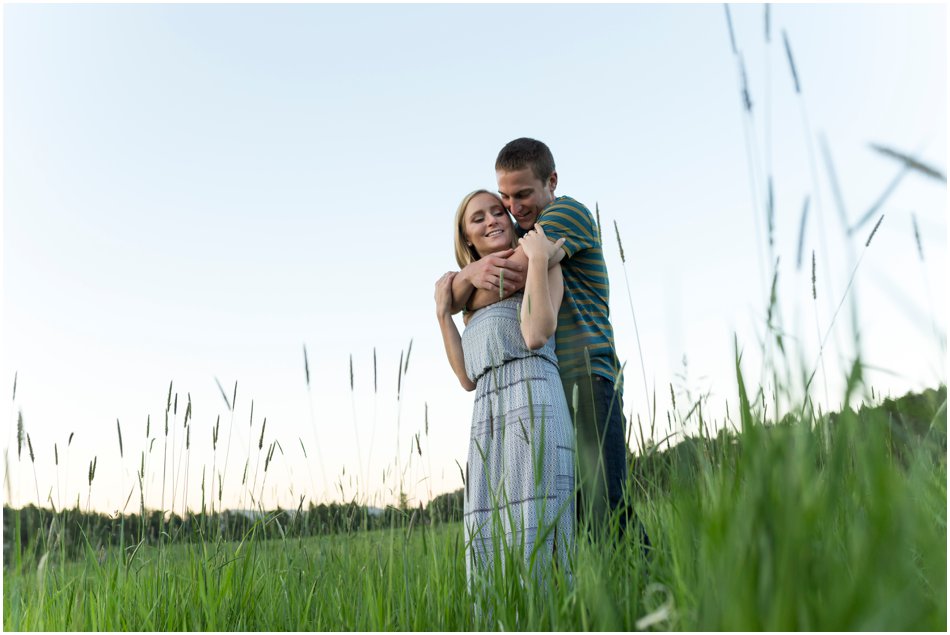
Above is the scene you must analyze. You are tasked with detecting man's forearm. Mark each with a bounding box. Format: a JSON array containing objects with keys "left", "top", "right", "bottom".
[
  {"left": 467, "top": 279, "right": 523, "bottom": 312},
  {"left": 450, "top": 269, "right": 476, "bottom": 315},
  {"left": 452, "top": 247, "right": 531, "bottom": 313}
]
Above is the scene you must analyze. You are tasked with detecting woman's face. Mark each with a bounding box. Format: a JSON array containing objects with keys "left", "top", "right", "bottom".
[{"left": 463, "top": 192, "right": 515, "bottom": 258}]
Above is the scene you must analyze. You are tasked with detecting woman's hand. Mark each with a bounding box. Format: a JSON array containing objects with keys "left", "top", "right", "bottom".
[
  {"left": 519, "top": 225, "right": 565, "bottom": 263},
  {"left": 434, "top": 272, "right": 456, "bottom": 319}
]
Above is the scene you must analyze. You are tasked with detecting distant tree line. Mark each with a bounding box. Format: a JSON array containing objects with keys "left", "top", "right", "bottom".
[{"left": 5, "top": 488, "right": 465, "bottom": 568}]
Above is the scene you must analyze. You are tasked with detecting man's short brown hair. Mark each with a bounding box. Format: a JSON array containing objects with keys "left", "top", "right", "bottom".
[{"left": 495, "top": 138, "right": 556, "bottom": 183}]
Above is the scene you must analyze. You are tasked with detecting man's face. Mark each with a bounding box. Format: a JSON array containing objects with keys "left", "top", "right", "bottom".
[{"left": 496, "top": 167, "right": 557, "bottom": 230}]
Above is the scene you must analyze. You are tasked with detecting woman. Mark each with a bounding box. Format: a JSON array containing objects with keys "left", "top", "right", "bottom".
[{"left": 434, "top": 189, "right": 575, "bottom": 587}]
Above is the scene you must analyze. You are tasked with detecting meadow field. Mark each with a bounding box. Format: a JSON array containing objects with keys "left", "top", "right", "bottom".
[
  {"left": 4, "top": 380, "right": 946, "bottom": 631},
  {"left": 4, "top": 5, "right": 946, "bottom": 631}
]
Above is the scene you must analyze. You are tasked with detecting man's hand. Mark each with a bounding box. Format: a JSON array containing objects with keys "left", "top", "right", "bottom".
[{"left": 458, "top": 248, "right": 526, "bottom": 295}]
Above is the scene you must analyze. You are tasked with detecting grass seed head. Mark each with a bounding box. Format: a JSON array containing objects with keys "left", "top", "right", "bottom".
[
  {"left": 259, "top": 418, "right": 267, "bottom": 450},
  {"left": 250, "top": 399, "right": 254, "bottom": 428},
  {"left": 811, "top": 250, "right": 817, "bottom": 300},
  {"left": 265, "top": 441, "right": 276, "bottom": 471},
  {"left": 146, "top": 415, "right": 150, "bottom": 438},
  {"left": 404, "top": 339, "right": 413, "bottom": 375},
  {"left": 871, "top": 143, "right": 946, "bottom": 181},
  {"left": 912, "top": 213, "right": 924, "bottom": 261},
  {"left": 595, "top": 202, "right": 602, "bottom": 243},
  {"left": 783, "top": 29, "right": 801, "bottom": 93},
  {"left": 68, "top": 432, "right": 74, "bottom": 447},
  {"left": 303, "top": 344, "right": 311, "bottom": 387},
  {"left": 54, "top": 443, "right": 59, "bottom": 466},
  {"left": 17, "top": 411, "right": 24, "bottom": 460},
  {"left": 88, "top": 456, "right": 97, "bottom": 486},
  {"left": 12, "top": 372, "right": 16, "bottom": 402},
  {"left": 397, "top": 351, "right": 404, "bottom": 399},
  {"left": 215, "top": 376, "right": 232, "bottom": 411},
  {"left": 739, "top": 53, "right": 753, "bottom": 112},
  {"left": 166, "top": 380, "right": 173, "bottom": 414},
  {"left": 866, "top": 214, "right": 884, "bottom": 247},
  {"left": 613, "top": 220, "right": 626, "bottom": 263},
  {"left": 767, "top": 258, "right": 779, "bottom": 326},
  {"left": 116, "top": 419, "right": 124, "bottom": 458},
  {"left": 27, "top": 433, "right": 34, "bottom": 463},
  {"left": 373, "top": 347, "right": 378, "bottom": 394},
  {"left": 173, "top": 393, "right": 178, "bottom": 416},
  {"left": 796, "top": 196, "right": 810, "bottom": 270},
  {"left": 350, "top": 355, "right": 354, "bottom": 391}
]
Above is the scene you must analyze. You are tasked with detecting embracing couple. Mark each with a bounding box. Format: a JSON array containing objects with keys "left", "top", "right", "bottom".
[{"left": 434, "top": 138, "right": 647, "bottom": 584}]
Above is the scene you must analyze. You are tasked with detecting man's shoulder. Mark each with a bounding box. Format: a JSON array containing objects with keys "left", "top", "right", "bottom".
[
  {"left": 544, "top": 195, "right": 591, "bottom": 215},
  {"left": 539, "top": 196, "right": 595, "bottom": 224},
  {"left": 536, "top": 195, "right": 603, "bottom": 258}
]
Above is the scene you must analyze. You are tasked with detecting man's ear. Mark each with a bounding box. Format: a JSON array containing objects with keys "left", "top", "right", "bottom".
[{"left": 548, "top": 170, "right": 558, "bottom": 194}]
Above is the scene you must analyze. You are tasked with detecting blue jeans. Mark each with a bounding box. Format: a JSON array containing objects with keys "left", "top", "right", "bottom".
[{"left": 565, "top": 374, "right": 651, "bottom": 551}]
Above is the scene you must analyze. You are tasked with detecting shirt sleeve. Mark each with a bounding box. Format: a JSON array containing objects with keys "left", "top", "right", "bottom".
[{"left": 536, "top": 202, "right": 599, "bottom": 258}]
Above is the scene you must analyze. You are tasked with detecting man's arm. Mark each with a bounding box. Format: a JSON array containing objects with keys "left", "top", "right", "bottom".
[
  {"left": 466, "top": 249, "right": 529, "bottom": 312},
  {"left": 467, "top": 239, "right": 566, "bottom": 312},
  {"left": 449, "top": 248, "right": 526, "bottom": 314}
]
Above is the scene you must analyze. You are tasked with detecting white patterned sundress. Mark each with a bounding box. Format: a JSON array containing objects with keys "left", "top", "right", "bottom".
[{"left": 461, "top": 293, "right": 575, "bottom": 586}]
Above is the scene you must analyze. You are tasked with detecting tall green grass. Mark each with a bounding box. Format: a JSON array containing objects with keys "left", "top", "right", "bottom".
[{"left": 4, "top": 381, "right": 945, "bottom": 630}]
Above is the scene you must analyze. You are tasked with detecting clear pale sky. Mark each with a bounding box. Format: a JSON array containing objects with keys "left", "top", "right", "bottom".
[{"left": 3, "top": 3, "right": 946, "bottom": 515}]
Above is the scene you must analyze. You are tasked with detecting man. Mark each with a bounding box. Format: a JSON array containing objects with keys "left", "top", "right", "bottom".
[{"left": 451, "top": 138, "right": 639, "bottom": 541}]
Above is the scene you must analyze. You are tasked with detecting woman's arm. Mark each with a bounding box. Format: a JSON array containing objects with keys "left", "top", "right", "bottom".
[
  {"left": 435, "top": 272, "right": 476, "bottom": 391},
  {"left": 518, "top": 226, "right": 564, "bottom": 350}
]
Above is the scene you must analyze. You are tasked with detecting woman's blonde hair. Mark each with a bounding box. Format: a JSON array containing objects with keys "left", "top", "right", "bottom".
[{"left": 453, "top": 189, "right": 517, "bottom": 268}]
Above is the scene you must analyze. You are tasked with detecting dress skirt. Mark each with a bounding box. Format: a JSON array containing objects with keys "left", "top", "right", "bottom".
[{"left": 461, "top": 295, "right": 575, "bottom": 586}]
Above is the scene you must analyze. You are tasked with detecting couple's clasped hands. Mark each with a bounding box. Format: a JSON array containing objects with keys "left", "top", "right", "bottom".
[{"left": 519, "top": 225, "right": 565, "bottom": 265}]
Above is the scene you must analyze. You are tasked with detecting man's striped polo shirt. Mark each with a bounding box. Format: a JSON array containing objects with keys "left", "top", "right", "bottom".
[{"left": 535, "top": 195, "right": 621, "bottom": 385}]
